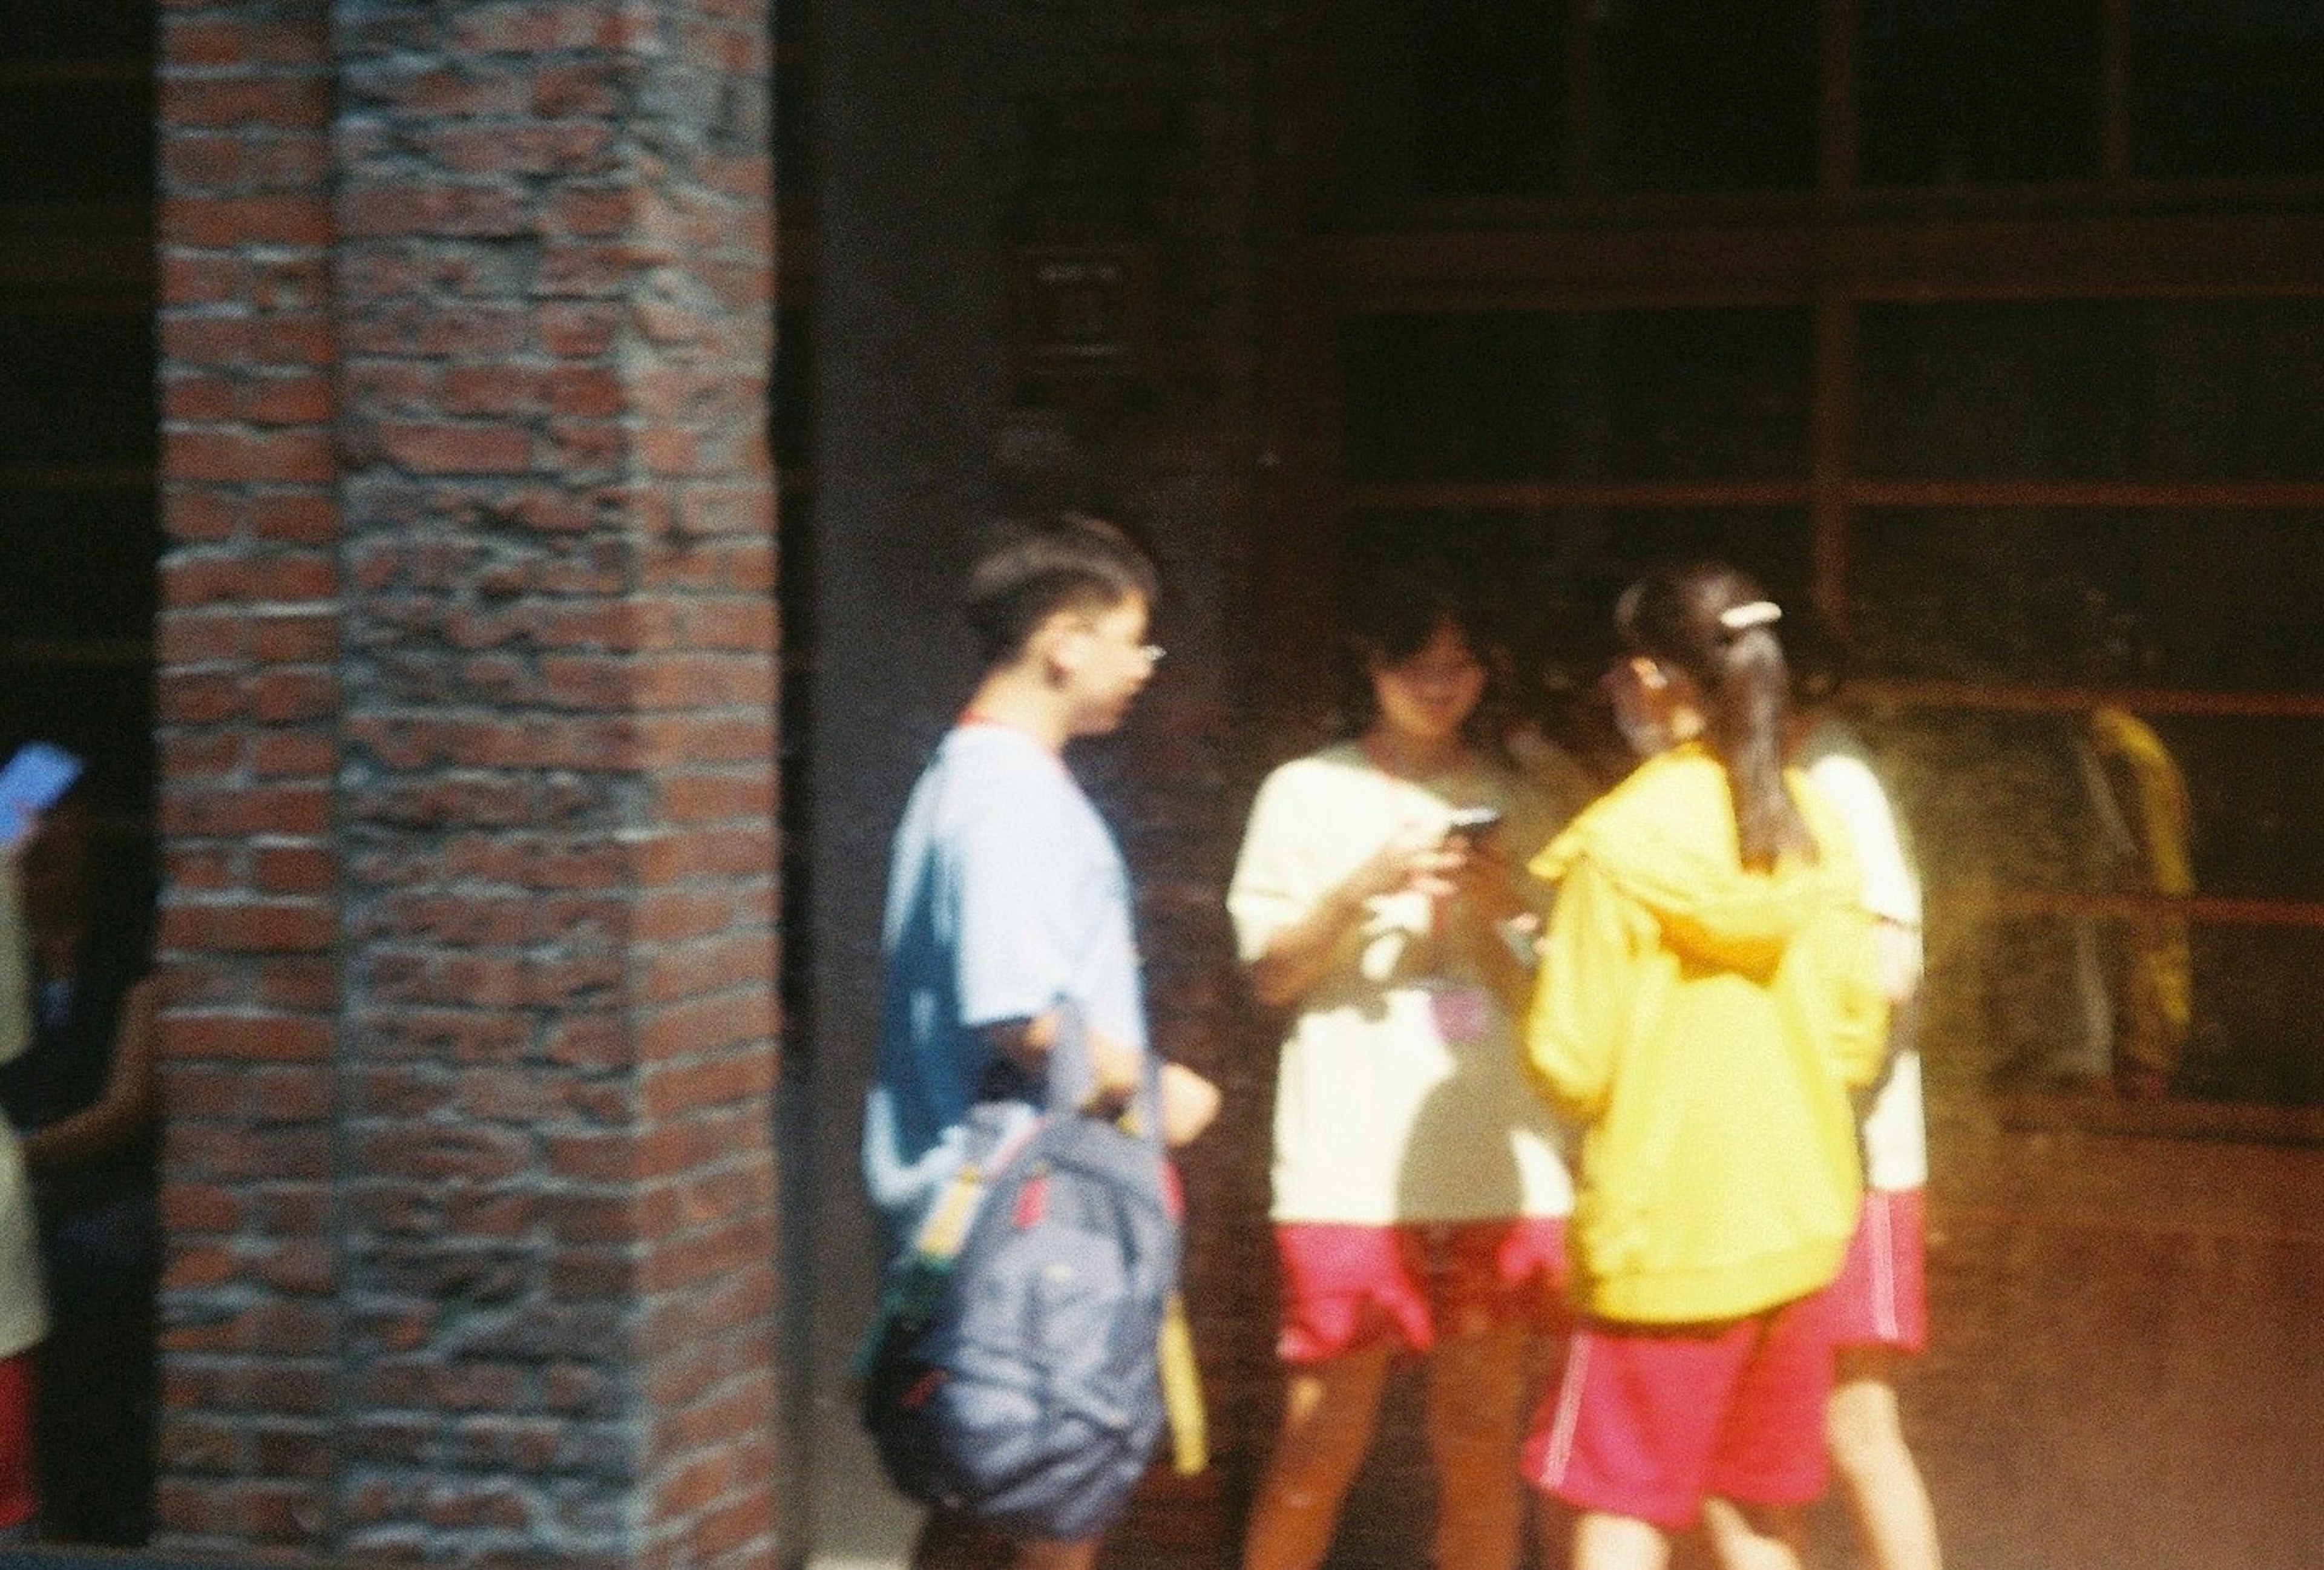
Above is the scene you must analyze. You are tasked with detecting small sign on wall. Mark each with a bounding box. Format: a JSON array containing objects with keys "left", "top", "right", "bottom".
[{"left": 1005, "top": 240, "right": 1151, "bottom": 391}]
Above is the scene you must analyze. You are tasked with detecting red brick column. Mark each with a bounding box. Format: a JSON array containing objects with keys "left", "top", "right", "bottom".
[
  {"left": 156, "top": 2, "right": 783, "bottom": 1563},
  {"left": 155, "top": 0, "right": 346, "bottom": 1549}
]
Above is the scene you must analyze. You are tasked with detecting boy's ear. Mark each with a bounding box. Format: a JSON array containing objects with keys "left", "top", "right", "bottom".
[{"left": 1026, "top": 609, "right": 1085, "bottom": 679}]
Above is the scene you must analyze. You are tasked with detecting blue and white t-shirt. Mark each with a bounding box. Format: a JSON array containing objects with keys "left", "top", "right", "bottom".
[{"left": 865, "top": 721, "right": 1148, "bottom": 1244}]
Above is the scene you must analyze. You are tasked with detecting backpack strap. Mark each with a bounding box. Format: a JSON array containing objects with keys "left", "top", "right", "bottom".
[
  {"left": 1159, "top": 1290, "right": 1207, "bottom": 1476},
  {"left": 908, "top": 1112, "right": 1044, "bottom": 1263},
  {"left": 1047, "top": 1001, "right": 1208, "bottom": 1476},
  {"left": 1042, "top": 997, "right": 1164, "bottom": 1154}
]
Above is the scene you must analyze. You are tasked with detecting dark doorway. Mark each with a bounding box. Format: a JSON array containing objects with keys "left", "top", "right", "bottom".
[{"left": 0, "top": 2, "right": 162, "bottom": 1552}]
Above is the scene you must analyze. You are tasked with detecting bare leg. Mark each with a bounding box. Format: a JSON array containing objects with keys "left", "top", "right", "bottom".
[
  {"left": 1241, "top": 1343, "right": 1394, "bottom": 1570},
  {"left": 1667, "top": 1529, "right": 1718, "bottom": 1570},
  {"left": 1571, "top": 1511, "right": 1672, "bottom": 1570},
  {"left": 1534, "top": 1491, "right": 1577, "bottom": 1570},
  {"left": 1428, "top": 1316, "right": 1532, "bottom": 1570},
  {"left": 1698, "top": 1499, "right": 1804, "bottom": 1570},
  {"left": 1827, "top": 1347, "right": 1942, "bottom": 1570}
]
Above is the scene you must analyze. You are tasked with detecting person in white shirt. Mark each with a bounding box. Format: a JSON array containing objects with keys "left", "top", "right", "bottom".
[
  {"left": 1791, "top": 634, "right": 1944, "bottom": 1570},
  {"left": 1229, "top": 570, "right": 1575, "bottom": 1570}
]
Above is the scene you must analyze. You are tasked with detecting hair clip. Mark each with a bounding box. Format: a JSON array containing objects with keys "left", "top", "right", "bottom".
[{"left": 1718, "top": 600, "right": 1782, "bottom": 633}]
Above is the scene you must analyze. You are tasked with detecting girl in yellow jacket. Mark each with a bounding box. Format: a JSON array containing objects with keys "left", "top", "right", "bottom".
[{"left": 1521, "top": 563, "right": 1888, "bottom": 1570}]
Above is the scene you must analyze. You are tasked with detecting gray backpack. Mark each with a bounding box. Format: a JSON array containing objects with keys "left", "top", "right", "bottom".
[{"left": 857, "top": 1009, "right": 1181, "bottom": 1541}]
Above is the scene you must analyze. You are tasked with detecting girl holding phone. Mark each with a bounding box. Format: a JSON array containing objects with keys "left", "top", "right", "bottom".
[{"left": 1228, "top": 570, "right": 1574, "bottom": 1570}]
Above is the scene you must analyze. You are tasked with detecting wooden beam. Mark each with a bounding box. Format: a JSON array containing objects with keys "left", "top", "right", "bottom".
[
  {"left": 1982, "top": 1095, "right": 2324, "bottom": 1151},
  {"left": 1338, "top": 479, "right": 2324, "bottom": 513},
  {"left": 1850, "top": 480, "right": 2324, "bottom": 510},
  {"left": 1854, "top": 679, "right": 2324, "bottom": 720},
  {"left": 1341, "top": 480, "right": 1810, "bottom": 511},
  {"left": 1946, "top": 887, "right": 2324, "bottom": 932},
  {"left": 1321, "top": 210, "right": 2324, "bottom": 313}
]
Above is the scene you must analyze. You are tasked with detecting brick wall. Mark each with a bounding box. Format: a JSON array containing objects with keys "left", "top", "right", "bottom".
[
  {"left": 155, "top": 0, "right": 345, "bottom": 1549},
  {"left": 155, "top": 1, "right": 784, "bottom": 1563}
]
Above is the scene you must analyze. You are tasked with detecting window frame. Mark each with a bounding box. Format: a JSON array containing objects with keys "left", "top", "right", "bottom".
[{"left": 1258, "top": 0, "right": 2324, "bottom": 1112}]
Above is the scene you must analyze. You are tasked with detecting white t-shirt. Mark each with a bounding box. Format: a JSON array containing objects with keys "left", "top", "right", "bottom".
[
  {"left": 1228, "top": 743, "right": 1575, "bottom": 1224},
  {"left": 1801, "top": 721, "right": 1928, "bottom": 1192}
]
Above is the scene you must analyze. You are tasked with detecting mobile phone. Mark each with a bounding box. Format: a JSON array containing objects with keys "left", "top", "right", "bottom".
[
  {"left": 1442, "top": 806, "right": 1504, "bottom": 845},
  {"left": 0, "top": 741, "right": 81, "bottom": 843}
]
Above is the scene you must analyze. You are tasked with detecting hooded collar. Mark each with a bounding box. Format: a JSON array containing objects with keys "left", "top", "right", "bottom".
[{"left": 1531, "top": 745, "right": 1861, "bottom": 980}]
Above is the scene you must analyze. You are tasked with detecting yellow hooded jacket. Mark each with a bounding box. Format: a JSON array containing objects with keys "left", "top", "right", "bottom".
[{"left": 1525, "top": 745, "right": 1888, "bottom": 1325}]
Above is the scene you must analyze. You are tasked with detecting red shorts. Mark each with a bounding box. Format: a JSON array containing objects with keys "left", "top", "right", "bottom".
[
  {"left": 0, "top": 1352, "right": 31, "bottom": 1530},
  {"left": 1525, "top": 1293, "right": 1834, "bottom": 1528},
  {"left": 1273, "top": 1217, "right": 1570, "bottom": 1363},
  {"left": 1827, "top": 1188, "right": 1929, "bottom": 1353}
]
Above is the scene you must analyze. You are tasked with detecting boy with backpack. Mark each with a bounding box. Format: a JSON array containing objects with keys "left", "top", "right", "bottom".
[{"left": 865, "top": 511, "right": 1220, "bottom": 1570}]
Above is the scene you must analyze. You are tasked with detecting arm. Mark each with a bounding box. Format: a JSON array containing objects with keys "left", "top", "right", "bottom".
[
  {"left": 980, "top": 1013, "right": 1216, "bottom": 1145},
  {"left": 1523, "top": 855, "right": 1640, "bottom": 1125},
  {"left": 1246, "top": 808, "right": 1478, "bottom": 1008},
  {"left": 1803, "top": 907, "right": 1892, "bottom": 1092},
  {"left": 1873, "top": 918, "right": 1923, "bottom": 1007},
  {"left": 22, "top": 974, "right": 157, "bottom": 1175},
  {"left": 1157, "top": 1061, "right": 1221, "bottom": 1148},
  {"left": 1802, "top": 749, "right": 1924, "bottom": 1003},
  {"left": 979, "top": 1010, "right": 1143, "bottom": 1108},
  {"left": 1242, "top": 823, "right": 1458, "bottom": 1008}
]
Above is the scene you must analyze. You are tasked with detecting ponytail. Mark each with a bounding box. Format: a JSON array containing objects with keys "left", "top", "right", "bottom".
[
  {"left": 1616, "top": 564, "right": 1814, "bottom": 872},
  {"left": 1707, "top": 619, "right": 1812, "bottom": 870}
]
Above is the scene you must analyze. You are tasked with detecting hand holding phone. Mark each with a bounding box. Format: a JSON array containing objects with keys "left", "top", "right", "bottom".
[{"left": 0, "top": 741, "right": 82, "bottom": 846}]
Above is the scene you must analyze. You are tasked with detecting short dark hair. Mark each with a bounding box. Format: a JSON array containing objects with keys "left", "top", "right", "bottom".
[
  {"left": 1343, "top": 567, "right": 1480, "bottom": 670},
  {"left": 963, "top": 511, "right": 1158, "bottom": 667},
  {"left": 1338, "top": 561, "right": 1509, "bottom": 749}
]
